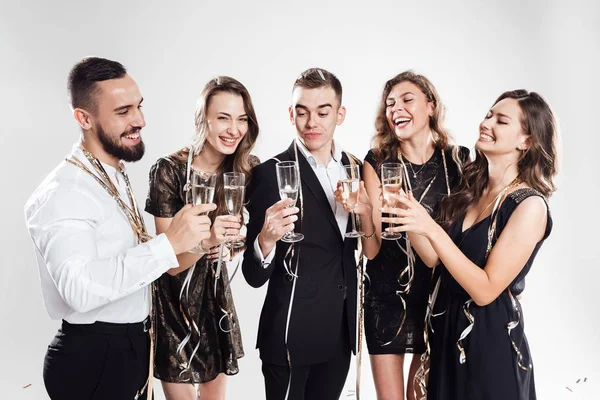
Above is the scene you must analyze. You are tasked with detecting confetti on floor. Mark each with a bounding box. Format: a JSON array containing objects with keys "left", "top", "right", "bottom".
[{"left": 23, "top": 384, "right": 31, "bottom": 389}]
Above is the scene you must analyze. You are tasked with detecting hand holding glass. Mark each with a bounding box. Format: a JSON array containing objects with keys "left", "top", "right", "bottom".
[
  {"left": 189, "top": 169, "right": 216, "bottom": 253},
  {"left": 381, "top": 163, "right": 404, "bottom": 240},
  {"left": 341, "top": 164, "right": 363, "bottom": 238},
  {"left": 276, "top": 161, "right": 304, "bottom": 243}
]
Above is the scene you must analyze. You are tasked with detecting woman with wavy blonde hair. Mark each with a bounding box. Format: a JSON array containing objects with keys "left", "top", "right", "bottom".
[
  {"left": 338, "top": 71, "right": 469, "bottom": 399},
  {"left": 145, "top": 76, "right": 260, "bottom": 400}
]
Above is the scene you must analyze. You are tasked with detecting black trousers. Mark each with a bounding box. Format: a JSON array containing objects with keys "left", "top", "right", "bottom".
[
  {"left": 43, "top": 318, "right": 151, "bottom": 400},
  {"left": 262, "top": 350, "right": 351, "bottom": 400},
  {"left": 261, "top": 318, "right": 352, "bottom": 400}
]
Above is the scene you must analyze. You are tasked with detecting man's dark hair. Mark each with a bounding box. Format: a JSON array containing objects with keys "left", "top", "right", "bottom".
[
  {"left": 293, "top": 68, "right": 343, "bottom": 105},
  {"left": 68, "top": 57, "right": 127, "bottom": 112}
]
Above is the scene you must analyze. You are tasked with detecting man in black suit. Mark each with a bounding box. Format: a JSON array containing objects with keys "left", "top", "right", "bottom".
[{"left": 243, "top": 68, "right": 363, "bottom": 400}]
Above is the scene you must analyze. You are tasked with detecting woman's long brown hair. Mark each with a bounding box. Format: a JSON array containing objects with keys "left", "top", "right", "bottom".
[
  {"left": 439, "top": 89, "right": 559, "bottom": 228},
  {"left": 177, "top": 76, "right": 260, "bottom": 220}
]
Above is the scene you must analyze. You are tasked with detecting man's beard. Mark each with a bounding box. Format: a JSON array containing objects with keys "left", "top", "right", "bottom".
[{"left": 96, "top": 124, "right": 145, "bottom": 163}]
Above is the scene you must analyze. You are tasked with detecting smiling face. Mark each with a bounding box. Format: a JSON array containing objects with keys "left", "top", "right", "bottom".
[
  {"left": 385, "top": 81, "right": 434, "bottom": 142},
  {"left": 89, "top": 75, "right": 146, "bottom": 162},
  {"left": 477, "top": 97, "right": 530, "bottom": 157},
  {"left": 289, "top": 86, "right": 345, "bottom": 154},
  {"left": 203, "top": 91, "right": 249, "bottom": 156}
]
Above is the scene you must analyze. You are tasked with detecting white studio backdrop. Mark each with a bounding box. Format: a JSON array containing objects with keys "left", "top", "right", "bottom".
[{"left": 1, "top": 0, "right": 598, "bottom": 399}]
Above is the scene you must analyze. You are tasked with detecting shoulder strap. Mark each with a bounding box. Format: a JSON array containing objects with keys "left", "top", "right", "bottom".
[{"left": 508, "top": 188, "right": 548, "bottom": 206}]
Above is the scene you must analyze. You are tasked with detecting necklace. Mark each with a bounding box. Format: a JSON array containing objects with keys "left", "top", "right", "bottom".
[
  {"left": 398, "top": 147, "right": 450, "bottom": 202},
  {"left": 408, "top": 161, "right": 427, "bottom": 179},
  {"left": 66, "top": 147, "right": 150, "bottom": 244}
]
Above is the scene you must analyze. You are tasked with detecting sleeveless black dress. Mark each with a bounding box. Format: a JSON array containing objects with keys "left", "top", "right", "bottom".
[
  {"left": 427, "top": 188, "right": 552, "bottom": 400},
  {"left": 363, "top": 146, "right": 468, "bottom": 354}
]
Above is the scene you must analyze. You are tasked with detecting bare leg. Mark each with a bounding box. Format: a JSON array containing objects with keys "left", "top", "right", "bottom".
[
  {"left": 370, "top": 354, "right": 405, "bottom": 400},
  {"left": 162, "top": 381, "right": 197, "bottom": 400},
  {"left": 405, "top": 354, "right": 422, "bottom": 400},
  {"left": 197, "top": 373, "right": 227, "bottom": 400}
]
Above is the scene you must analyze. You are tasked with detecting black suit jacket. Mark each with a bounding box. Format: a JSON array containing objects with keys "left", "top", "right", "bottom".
[{"left": 242, "top": 141, "right": 359, "bottom": 367}]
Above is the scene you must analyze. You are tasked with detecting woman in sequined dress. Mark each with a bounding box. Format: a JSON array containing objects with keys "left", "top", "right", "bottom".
[
  {"left": 145, "top": 77, "right": 260, "bottom": 400},
  {"left": 337, "top": 71, "right": 468, "bottom": 399},
  {"left": 382, "top": 90, "right": 558, "bottom": 399}
]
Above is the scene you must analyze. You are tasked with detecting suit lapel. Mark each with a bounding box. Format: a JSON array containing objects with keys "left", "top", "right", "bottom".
[{"left": 286, "top": 142, "right": 341, "bottom": 239}]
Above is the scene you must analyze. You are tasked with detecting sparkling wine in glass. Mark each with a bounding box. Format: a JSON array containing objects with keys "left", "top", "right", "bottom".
[
  {"left": 224, "top": 172, "right": 245, "bottom": 249},
  {"left": 189, "top": 169, "right": 216, "bottom": 253},
  {"left": 341, "top": 164, "right": 362, "bottom": 238},
  {"left": 276, "top": 161, "right": 304, "bottom": 243},
  {"left": 381, "top": 162, "right": 404, "bottom": 240},
  {"left": 191, "top": 170, "right": 216, "bottom": 209}
]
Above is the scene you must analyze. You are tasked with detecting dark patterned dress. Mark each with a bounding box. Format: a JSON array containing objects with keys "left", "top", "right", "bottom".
[
  {"left": 363, "top": 146, "right": 469, "bottom": 354},
  {"left": 145, "top": 153, "right": 258, "bottom": 383},
  {"left": 427, "top": 188, "right": 552, "bottom": 399}
]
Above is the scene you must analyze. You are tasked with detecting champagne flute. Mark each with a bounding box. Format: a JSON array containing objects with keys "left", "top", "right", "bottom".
[
  {"left": 189, "top": 169, "right": 216, "bottom": 253},
  {"left": 341, "top": 164, "right": 363, "bottom": 238},
  {"left": 381, "top": 162, "right": 404, "bottom": 240},
  {"left": 276, "top": 161, "right": 304, "bottom": 243},
  {"left": 223, "top": 172, "right": 245, "bottom": 249}
]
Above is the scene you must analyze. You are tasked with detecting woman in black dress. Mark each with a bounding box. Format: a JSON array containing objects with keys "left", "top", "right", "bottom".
[
  {"left": 337, "top": 71, "right": 468, "bottom": 399},
  {"left": 145, "top": 77, "right": 260, "bottom": 400},
  {"left": 382, "top": 90, "right": 558, "bottom": 399}
]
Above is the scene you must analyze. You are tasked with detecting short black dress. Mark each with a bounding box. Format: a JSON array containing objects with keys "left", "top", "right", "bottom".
[
  {"left": 427, "top": 188, "right": 552, "bottom": 399},
  {"left": 363, "top": 146, "right": 468, "bottom": 354},
  {"left": 145, "top": 153, "right": 258, "bottom": 383}
]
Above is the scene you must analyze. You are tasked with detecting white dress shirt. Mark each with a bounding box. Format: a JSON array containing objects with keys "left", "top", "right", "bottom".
[
  {"left": 254, "top": 138, "right": 349, "bottom": 265},
  {"left": 25, "top": 145, "right": 178, "bottom": 324}
]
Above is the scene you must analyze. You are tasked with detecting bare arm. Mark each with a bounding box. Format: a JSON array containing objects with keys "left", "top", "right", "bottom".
[
  {"left": 360, "top": 162, "right": 383, "bottom": 259},
  {"left": 363, "top": 164, "right": 438, "bottom": 265},
  {"left": 384, "top": 194, "right": 548, "bottom": 306}
]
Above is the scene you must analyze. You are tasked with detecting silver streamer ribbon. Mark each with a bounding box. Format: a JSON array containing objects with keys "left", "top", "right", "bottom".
[
  {"left": 452, "top": 177, "right": 527, "bottom": 368},
  {"left": 175, "top": 146, "right": 240, "bottom": 376},
  {"left": 274, "top": 147, "right": 305, "bottom": 400},
  {"left": 457, "top": 299, "right": 474, "bottom": 364},
  {"left": 380, "top": 235, "right": 415, "bottom": 347},
  {"left": 413, "top": 274, "right": 444, "bottom": 400},
  {"left": 507, "top": 290, "right": 531, "bottom": 371}
]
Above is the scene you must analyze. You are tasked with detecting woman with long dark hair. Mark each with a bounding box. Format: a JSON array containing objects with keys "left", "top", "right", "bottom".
[
  {"left": 382, "top": 90, "right": 558, "bottom": 399},
  {"left": 145, "top": 76, "right": 260, "bottom": 400},
  {"left": 337, "top": 71, "right": 468, "bottom": 399}
]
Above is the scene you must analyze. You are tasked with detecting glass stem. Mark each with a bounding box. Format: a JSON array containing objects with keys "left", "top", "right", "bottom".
[{"left": 351, "top": 210, "right": 357, "bottom": 233}]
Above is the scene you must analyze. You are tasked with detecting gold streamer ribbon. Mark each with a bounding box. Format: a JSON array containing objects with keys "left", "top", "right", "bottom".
[{"left": 65, "top": 147, "right": 155, "bottom": 400}]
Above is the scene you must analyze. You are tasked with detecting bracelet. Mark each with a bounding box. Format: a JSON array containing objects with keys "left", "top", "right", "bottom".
[{"left": 363, "top": 223, "right": 376, "bottom": 239}]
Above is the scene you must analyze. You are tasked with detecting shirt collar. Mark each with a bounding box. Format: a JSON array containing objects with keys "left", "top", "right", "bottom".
[{"left": 294, "top": 138, "right": 343, "bottom": 167}]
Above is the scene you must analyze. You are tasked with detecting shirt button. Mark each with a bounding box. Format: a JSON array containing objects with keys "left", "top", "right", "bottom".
[
  {"left": 337, "top": 285, "right": 344, "bottom": 291},
  {"left": 139, "top": 281, "right": 145, "bottom": 286}
]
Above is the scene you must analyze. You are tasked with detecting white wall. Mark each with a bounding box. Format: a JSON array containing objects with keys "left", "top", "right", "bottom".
[{"left": 1, "top": 0, "right": 598, "bottom": 399}]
